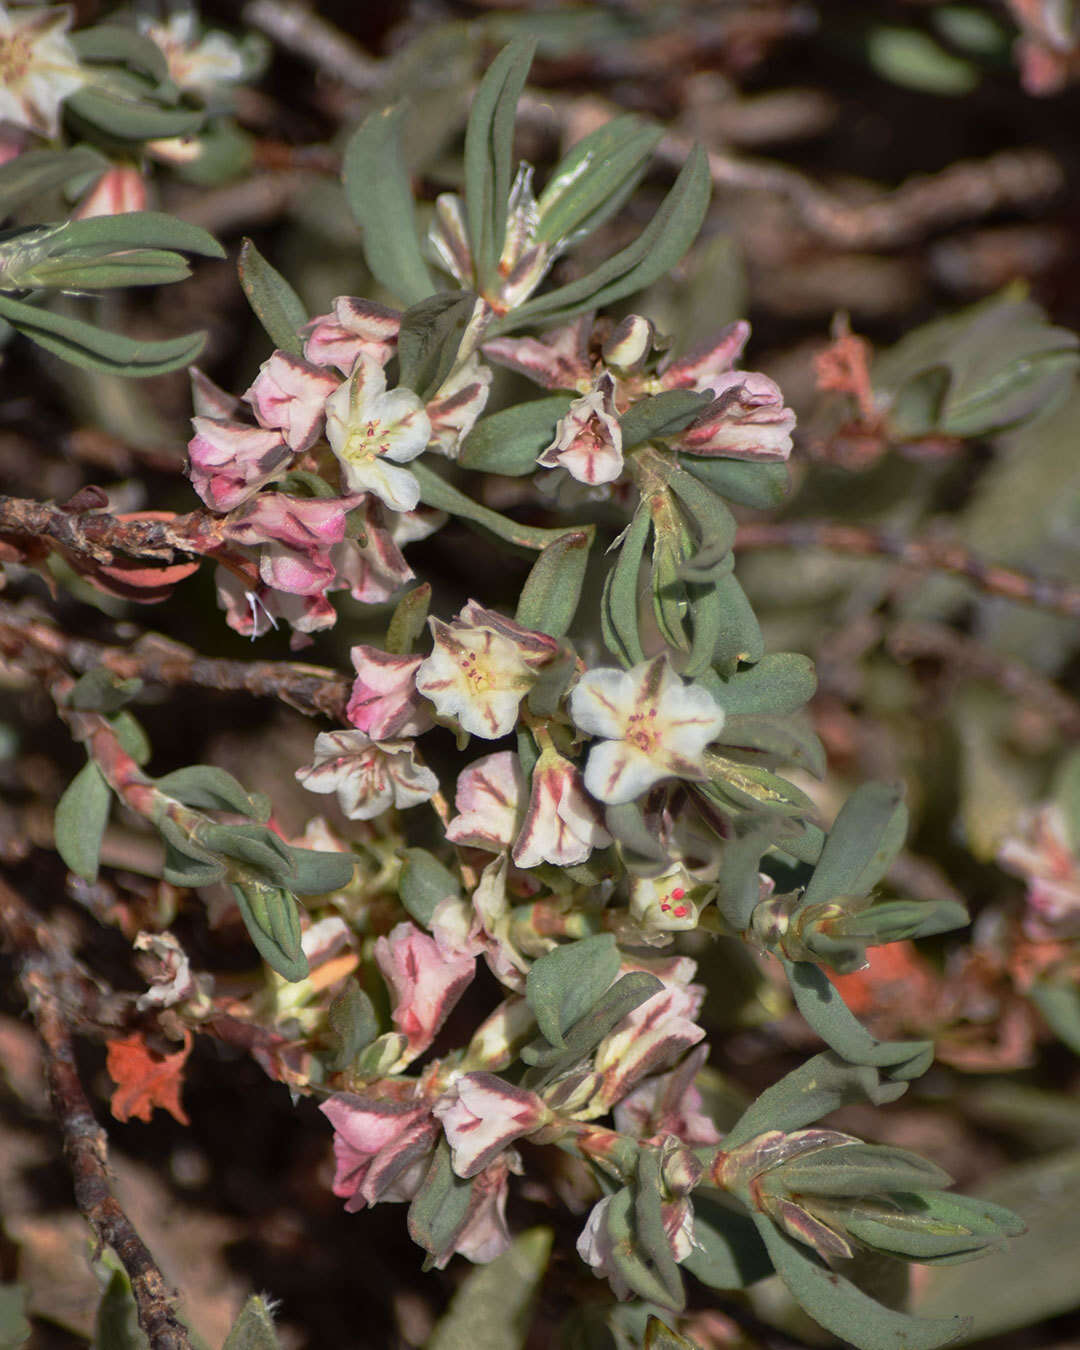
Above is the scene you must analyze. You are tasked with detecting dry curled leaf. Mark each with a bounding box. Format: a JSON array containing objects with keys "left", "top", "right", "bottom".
[{"left": 105, "top": 1027, "right": 193, "bottom": 1125}]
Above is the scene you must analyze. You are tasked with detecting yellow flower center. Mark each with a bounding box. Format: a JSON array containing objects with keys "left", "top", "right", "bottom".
[
  {"left": 459, "top": 649, "right": 494, "bottom": 692},
  {"left": 626, "top": 708, "right": 659, "bottom": 754},
  {"left": 346, "top": 419, "right": 391, "bottom": 463},
  {"left": 0, "top": 33, "right": 33, "bottom": 83}
]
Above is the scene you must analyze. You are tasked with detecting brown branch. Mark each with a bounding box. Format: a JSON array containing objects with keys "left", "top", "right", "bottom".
[
  {"left": 0, "top": 600, "right": 350, "bottom": 721},
  {"left": 734, "top": 520, "right": 1080, "bottom": 621},
  {"left": 228, "top": 9, "right": 1064, "bottom": 255},
  {"left": 0, "top": 494, "right": 223, "bottom": 568},
  {"left": 886, "top": 620, "right": 1080, "bottom": 739},
  {"left": 516, "top": 93, "right": 1063, "bottom": 251},
  {"left": 0, "top": 878, "right": 191, "bottom": 1350}
]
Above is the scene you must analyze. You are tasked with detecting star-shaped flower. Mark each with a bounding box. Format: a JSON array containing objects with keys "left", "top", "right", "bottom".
[
  {"left": 295, "top": 729, "right": 438, "bottom": 820},
  {"left": 568, "top": 656, "right": 726, "bottom": 804},
  {"left": 0, "top": 5, "right": 84, "bottom": 139},
  {"left": 416, "top": 619, "right": 535, "bottom": 739},
  {"left": 325, "top": 354, "right": 431, "bottom": 513}
]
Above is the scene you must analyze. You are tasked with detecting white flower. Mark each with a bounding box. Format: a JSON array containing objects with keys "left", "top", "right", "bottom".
[
  {"left": 0, "top": 5, "right": 84, "bottom": 138},
  {"left": 295, "top": 729, "right": 437, "bottom": 820},
  {"left": 325, "top": 354, "right": 431, "bottom": 513},
  {"left": 568, "top": 656, "right": 726, "bottom": 805},
  {"left": 537, "top": 372, "right": 623, "bottom": 485},
  {"left": 141, "top": 11, "right": 250, "bottom": 93},
  {"left": 416, "top": 618, "right": 534, "bottom": 739}
]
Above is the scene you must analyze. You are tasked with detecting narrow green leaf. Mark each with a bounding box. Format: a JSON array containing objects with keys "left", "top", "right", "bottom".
[
  {"left": 386, "top": 583, "right": 432, "bottom": 654},
  {"left": 493, "top": 145, "right": 711, "bottom": 333},
  {"left": 154, "top": 765, "right": 260, "bottom": 817},
  {"left": 68, "top": 668, "right": 142, "bottom": 712},
  {"left": 536, "top": 115, "right": 663, "bottom": 246},
  {"left": 325, "top": 979, "right": 378, "bottom": 1071},
  {"left": 725, "top": 1053, "right": 908, "bottom": 1149},
  {"left": 0, "top": 147, "right": 107, "bottom": 213},
  {"left": 522, "top": 971, "right": 662, "bottom": 1083},
  {"left": 51, "top": 211, "right": 224, "bottom": 259},
  {"left": 284, "top": 844, "right": 356, "bottom": 895},
  {"left": 71, "top": 25, "right": 171, "bottom": 83},
  {"left": 399, "top": 847, "right": 460, "bottom": 926},
  {"left": 0, "top": 1281, "right": 31, "bottom": 1350},
  {"left": 427, "top": 1228, "right": 552, "bottom": 1350},
  {"left": 682, "top": 1193, "right": 773, "bottom": 1290},
  {"left": 710, "top": 572, "right": 764, "bottom": 677},
  {"left": 767, "top": 1144, "right": 951, "bottom": 1198},
  {"left": 604, "top": 504, "right": 651, "bottom": 666},
  {"left": 752, "top": 1214, "right": 968, "bottom": 1350},
  {"left": 463, "top": 39, "right": 536, "bottom": 287},
  {"left": 459, "top": 396, "right": 574, "bottom": 476},
  {"left": 782, "top": 958, "right": 934, "bottom": 1079},
  {"left": 620, "top": 390, "right": 713, "bottom": 449},
  {"left": 526, "top": 934, "right": 620, "bottom": 1048},
  {"left": 515, "top": 530, "right": 592, "bottom": 637},
  {"left": 408, "top": 1138, "right": 476, "bottom": 1259},
  {"left": 343, "top": 103, "right": 433, "bottom": 305},
  {"left": 800, "top": 782, "right": 908, "bottom": 909},
  {"left": 396, "top": 290, "right": 476, "bottom": 397},
  {"left": 709, "top": 654, "right": 817, "bottom": 716},
  {"left": 92, "top": 1267, "right": 142, "bottom": 1350},
  {"left": 844, "top": 1191, "right": 1024, "bottom": 1264},
  {"left": 238, "top": 239, "right": 307, "bottom": 356},
  {"left": 1029, "top": 980, "right": 1080, "bottom": 1055},
  {"left": 65, "top": 87, "right": 204, "bottom": 141},
  {"left": 717, "top": 714, "right": 827, "bottom": 779},
  {"left": 26, "top": 255, "right": 192, "bottom": 290},
  {"left": 231, "top": 882, "right": 309, "bottom": 982},
  {"left": 201, "top": 822, "right": 294, "bottom": 880},
  {"left": 681, "top": 455, "right": 790, "bottom": 510},
  {"left": 55, "top": 760, "right": 110, "bottom": 882},
  {"left": 0, "top": 293, "right": 205, "bottom": 376},
  {"left": 221, "top": 1295, "right": 281, "bottom": 1350},
  {"left": 413, "top": 461, "right": 581, "bottom": 549}
]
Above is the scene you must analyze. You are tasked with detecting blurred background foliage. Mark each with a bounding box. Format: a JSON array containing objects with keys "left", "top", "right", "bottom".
[{"left": 3, "top": 1, "right": 1080, "bottom": 1347}]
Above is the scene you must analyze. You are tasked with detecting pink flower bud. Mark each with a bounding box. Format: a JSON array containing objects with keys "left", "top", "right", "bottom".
[
  {"left": 483, "top": 316, "right": 594, "bottom": 392},
  {"left": 75, "top": 164, "right": 147, "bottom": 218},
  {"left": 511, "top": 749, "right": 611, "bottom": 869},
  {"left": 244, "top": 352, "right": 340, "bottom": 452},
  {"left": 601, "top": 315, "right": 655, "bottom": 374},
  {"left": 374, "top": 922, "right": 476, "bottom": 1059},
  {"left": 591, "top": 964, "right": 706, "bottom": 1112},
  {"left": 433, "top": 1072, "right": 552, "bottom": 1178},
  {"left": 658, "top": 321, "right": 751, "bottom": 392},
  {"left": 674, "top": 371, "right": 795, "bottom": 461},
  {"left": 346, "top": 645, "right": 433, "bottom": 740},
  {"left": 303, "top": 296, "right": 401, "bottom": 374},
  {"left": 446, "top": 751, "right": 524, "bottom": 852},
  {"left": 187, "top": 417, "right": 292, "bottom": 512},
  {"left": 321, "top": 1092, "right": 439, "bottom": 1210}
]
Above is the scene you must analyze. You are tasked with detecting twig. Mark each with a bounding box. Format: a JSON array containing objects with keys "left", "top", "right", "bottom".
[
  {"left": 734, "top": 520, "right": 1080, "bottom": 620},
  {"left": 0, "top": 601, "right": 350, "bottom": 721},
  {"left": 228, "top": 10, "right": 1065, "bottom": 255},
  {"left": 516, "top": 93, "right": 1063, "bottom": 251},
  {"left": 887, "top": 620, "right": 1080, "bottom": 739},
  {"left": 242, "top": 0, "right": 381, "bottom": 91},
  {"left": 0, "top": 494, "right": 222, "bottom": 568},
  {"left": 0, "top": 877, "right": 191, "bottom": 1350}
]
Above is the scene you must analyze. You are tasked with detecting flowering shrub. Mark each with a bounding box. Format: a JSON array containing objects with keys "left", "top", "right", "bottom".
[{"left": 8, "top": 10, "right": 1080, "bottom": 1350}]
